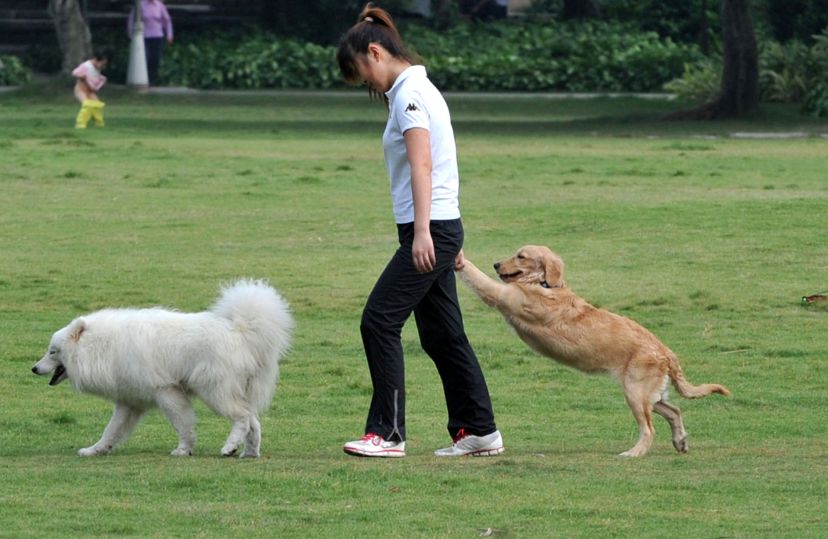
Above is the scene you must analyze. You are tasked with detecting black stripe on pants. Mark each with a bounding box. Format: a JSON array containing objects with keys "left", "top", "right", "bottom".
[{"left": 360, "top": 219, "right": 497, "bottom": 442}]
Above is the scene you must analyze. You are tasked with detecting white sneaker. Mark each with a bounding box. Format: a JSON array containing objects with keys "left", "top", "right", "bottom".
[
  {"left": 434, "top": 428, "right": 504, "bottom": 457},
  {"left": 343, "top": 433, "right": 406, "bottom": 458}
]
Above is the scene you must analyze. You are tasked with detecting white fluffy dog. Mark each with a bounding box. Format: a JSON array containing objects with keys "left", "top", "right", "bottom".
[{"left": 32, "top": 279, "right": 293, "bottom": 458}]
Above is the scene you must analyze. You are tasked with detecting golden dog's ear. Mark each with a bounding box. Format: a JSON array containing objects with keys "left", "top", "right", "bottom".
[{"left": 542, "top": 253, "right": 565, "bottom": 288}]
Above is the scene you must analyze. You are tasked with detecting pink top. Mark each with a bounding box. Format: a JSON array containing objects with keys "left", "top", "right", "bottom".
[
  {"left": 72, "top": 60, "right": 107, "bottom": 91},
  {"left": 128, "top": 0, "right": 174, "bottom": 40}
]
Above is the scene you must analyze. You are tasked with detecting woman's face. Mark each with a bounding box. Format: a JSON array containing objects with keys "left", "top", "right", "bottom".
[{"left": 355, "top": 54, "right": 385, "bottom": 94}]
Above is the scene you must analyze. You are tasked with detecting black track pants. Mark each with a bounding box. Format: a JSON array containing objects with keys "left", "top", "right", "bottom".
[{"left": 360, "top": 219, "right": 497, "bottom": 442}]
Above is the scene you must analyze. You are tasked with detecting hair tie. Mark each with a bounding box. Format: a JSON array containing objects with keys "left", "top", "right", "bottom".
[{"left": 364, "top": 16, "right": 374, "bottom": 22}]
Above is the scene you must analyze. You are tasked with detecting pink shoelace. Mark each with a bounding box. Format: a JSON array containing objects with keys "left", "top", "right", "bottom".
[{"left": 361, "top": 433, "right": 382, "bottom": 445}]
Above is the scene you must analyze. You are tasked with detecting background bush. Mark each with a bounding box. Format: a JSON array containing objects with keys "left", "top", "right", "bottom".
[
  {"left": 529, "top": 0, "right": 720, "bottom": 46},
  {"left": 802, "top": 28, "right": 828, "bottom": 116},
  {"left": 42, "top": 20, "right": 698, "bottom": 93},
  {"left": 160, "top": 31, "right": 340, "bottom": 90},
  {"left": 0, "top": 54, "right": 32, "bottom": 86},
  {"left": 664, "top": 27, "right": 828, "bottom": 116},
  {"left": 759, "top": 0, "right": 828, "bottom": 43},
  {"left": 405, "top": 21, "right": 701, "bottom": 92},
  {"left": 662, "top": 59, "right": 720, "bottom": 103},
  {"left": 5, "top": 2, "right": 825, "bottom": 114}
]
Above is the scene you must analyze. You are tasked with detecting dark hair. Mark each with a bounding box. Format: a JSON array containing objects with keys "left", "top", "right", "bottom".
[
  {"left": 92, "top": 48, "right": 112, "bottom": 62},
  {"left": 336, "top": 3, "right": 415, "bottom": 92}
]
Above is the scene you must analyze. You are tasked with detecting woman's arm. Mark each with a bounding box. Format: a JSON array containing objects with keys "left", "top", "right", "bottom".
[
  {"left": 162, "top": 3, "right": 174, "bottom": 43},
  {"left": 404, "top": 127, "right": 435, "bottom": 273}
]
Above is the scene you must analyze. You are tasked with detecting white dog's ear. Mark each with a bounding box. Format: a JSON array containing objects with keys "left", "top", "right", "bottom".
[
  {"left": 543, "top": 254, "right": 566, "bottom": 288},
  {"left": 68, "top": 318, "right": 87, "bottom": 342}
]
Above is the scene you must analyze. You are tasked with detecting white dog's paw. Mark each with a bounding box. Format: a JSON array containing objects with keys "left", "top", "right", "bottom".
[
  {"left": 240, "top": 449, "right": 260, "bottom": 459},
  {"left": 220, "top": 444, "right": 239, "bottom": 457},
  {"left": 170, "top": 447, "right": 193, "bottom": 457},
  {"left": 78, "top": 445, "right": 109, "bottom": 457}
]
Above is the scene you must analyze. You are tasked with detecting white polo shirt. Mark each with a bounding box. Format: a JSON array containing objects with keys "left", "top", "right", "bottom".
[{"left": 383, "top": 65, "right": 461, "bottom": 224}]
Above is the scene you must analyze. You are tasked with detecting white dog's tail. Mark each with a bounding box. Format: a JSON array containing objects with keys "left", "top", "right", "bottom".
[{"left": 212, "top": 279, "right": 294, "bottom": 412}]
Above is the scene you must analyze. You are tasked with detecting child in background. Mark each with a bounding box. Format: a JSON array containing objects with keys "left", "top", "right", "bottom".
[{"left": 72, "top": 49, "right": 110, "bottom": 128}]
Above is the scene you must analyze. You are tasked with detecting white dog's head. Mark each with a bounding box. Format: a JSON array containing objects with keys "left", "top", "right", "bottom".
[{"left": 32, "top": 318, "right": 86, "bottom": 386}]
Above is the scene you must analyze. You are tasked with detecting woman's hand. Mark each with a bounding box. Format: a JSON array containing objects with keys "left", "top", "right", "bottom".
[{"left": 412, "top": 230, "right": 436, "bottom": 273}]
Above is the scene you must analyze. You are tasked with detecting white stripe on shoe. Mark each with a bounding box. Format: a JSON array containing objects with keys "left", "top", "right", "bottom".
[{"left": 434, "top": 429, "right": 504, "bottom": 457}]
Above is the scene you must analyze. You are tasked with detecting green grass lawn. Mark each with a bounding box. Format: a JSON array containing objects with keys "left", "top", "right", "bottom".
[{"left": 1, "top": 84, "right": 827, "bottom": 538}]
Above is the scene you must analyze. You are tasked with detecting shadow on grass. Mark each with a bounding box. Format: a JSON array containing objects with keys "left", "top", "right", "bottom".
[
  {"left": 26, "top": 117, "right": 828, "bottom": 141},
  {"left": 6, "top": 114, "right": 802, "bottom": 141}
]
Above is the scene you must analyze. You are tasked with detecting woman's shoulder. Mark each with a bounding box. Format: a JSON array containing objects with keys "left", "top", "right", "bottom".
[{"left": 395, "top": 75, "right": 443, "bottom": 108}]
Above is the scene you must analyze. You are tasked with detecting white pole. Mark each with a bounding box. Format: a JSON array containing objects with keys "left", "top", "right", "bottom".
[{"left": 127, "top": 0, "right": 148, "bottom": 88}]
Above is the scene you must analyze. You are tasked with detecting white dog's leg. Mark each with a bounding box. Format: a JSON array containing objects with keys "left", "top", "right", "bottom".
[
  {"left": 156, "top": 387, "right": 197, "bottom": 456},
  {"left": 241, "top": 414, "right": 261, "bottom": 458},
  {"left": 79, "top": 403, "right": 144, "bottom": 456},
  {"left": 221, "top": 415, "right": 251, "bottom": 457}
]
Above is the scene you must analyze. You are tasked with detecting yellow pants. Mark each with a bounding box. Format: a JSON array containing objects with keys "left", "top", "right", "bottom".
[{"left": 75, "top": 99, "right": 105, "bottom": 128}]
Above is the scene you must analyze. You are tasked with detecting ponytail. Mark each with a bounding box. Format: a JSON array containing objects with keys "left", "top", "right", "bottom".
[{"left": 336, "top": 3, "right": 416, "bottom": 90}]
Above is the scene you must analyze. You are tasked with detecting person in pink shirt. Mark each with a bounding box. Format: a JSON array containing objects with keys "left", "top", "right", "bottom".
[
  {"left": 128, "top": 0, "right": 174, "bottom": 86},
  {"left": 71, "top": 49, "right": 109, "bottom": 128}
]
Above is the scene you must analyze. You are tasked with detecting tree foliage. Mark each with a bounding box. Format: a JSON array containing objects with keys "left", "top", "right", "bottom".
[
  {"left": 759, "top": 0, "right": 828, "bottom": 43},
  {"left": 0, "top": 55, "right": 33, "bottom": 85}
]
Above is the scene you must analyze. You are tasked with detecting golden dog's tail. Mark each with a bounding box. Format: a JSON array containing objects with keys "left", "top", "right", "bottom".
[{"left": 667, "top": 354, "right": 731, "bottom": 399}]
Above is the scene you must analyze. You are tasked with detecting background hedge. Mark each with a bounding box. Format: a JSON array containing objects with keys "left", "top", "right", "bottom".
[
  {"left": 0, "top": 55, "right": 32, "bottom": 86},
  {"left": 88, "top": 21, "right": 701, "bottom": 93},
  {"left": 404, "top": 21, "right": 701, "bottom": 92},
  {"left": 8, "top": 8, "right": 827, "bottom": 116},
  {"left": 665, "top": 27, "right": 828, "bottom": 117}
]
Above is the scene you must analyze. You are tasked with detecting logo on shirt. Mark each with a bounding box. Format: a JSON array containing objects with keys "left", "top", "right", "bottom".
[{"left": 405, "top": 103, "right": 420, "bottom": 112}]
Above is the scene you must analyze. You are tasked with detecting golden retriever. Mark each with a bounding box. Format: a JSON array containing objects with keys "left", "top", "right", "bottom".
[{"left": 457, "top": 245, "right": 730, "bottom": 457}]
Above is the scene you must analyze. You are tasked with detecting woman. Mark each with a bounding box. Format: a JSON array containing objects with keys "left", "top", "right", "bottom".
[
  {"left": 338, "top": 3, "right": 504, "bottom": 458},
  {"left": 127, "top": 0, "right": 173, "bottom": 86}
]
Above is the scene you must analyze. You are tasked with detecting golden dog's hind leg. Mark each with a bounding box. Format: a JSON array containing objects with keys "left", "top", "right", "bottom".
[
  {"left": 620, "top": 395, "right": 655, "bottom": 457},
  {"left": 653, "top": 399, "right": 688, "bottom": 453},
  {"left": 619, "top": 361, "right": 668, "bottom": 457}
]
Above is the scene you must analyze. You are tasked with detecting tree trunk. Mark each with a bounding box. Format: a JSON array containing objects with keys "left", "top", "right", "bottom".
[
  {"left": 716, "top": 0, "right": 759, "bottom": 117},
  {"left": 48, "top": 0, "right": 92, "bottom": 75},
  {"left": 667, "top": 0, "right": 759, "bottom": 120},
  {"left": 562, "top": 0, "right": 601, "bottom": 19}
]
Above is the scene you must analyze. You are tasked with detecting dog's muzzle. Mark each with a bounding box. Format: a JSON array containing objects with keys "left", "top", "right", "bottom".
[{"left": 32, "top": 363, "right": 68, "bottom": 385}]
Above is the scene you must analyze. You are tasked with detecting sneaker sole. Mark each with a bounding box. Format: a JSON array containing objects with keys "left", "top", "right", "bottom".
[
  {"left": 470, "top": 446, "right": 505, "bottom": 457},
  {"left": 343, "top": 447, "right": 406, "bottom": 458},
  {"left": 435, "top": 446, "right": 505, "bottom": 457}
]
